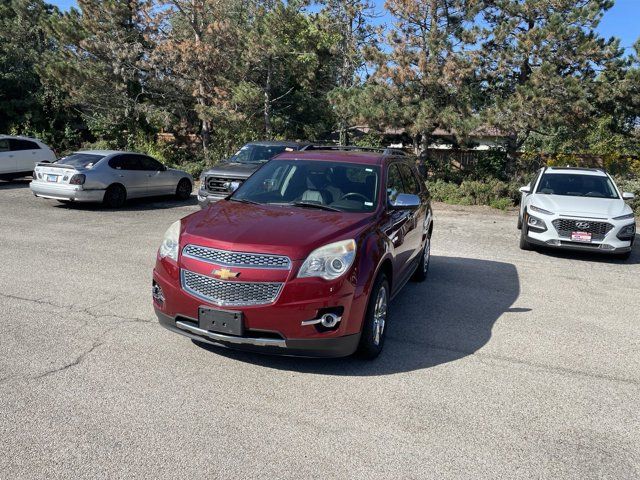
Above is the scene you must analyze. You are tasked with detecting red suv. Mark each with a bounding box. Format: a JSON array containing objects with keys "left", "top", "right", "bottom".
[{"left": 153, "top": 148, "right": 433, "bottom": 358}]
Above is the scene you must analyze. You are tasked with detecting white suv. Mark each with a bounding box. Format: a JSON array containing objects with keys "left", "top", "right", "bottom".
[
  {"left": 0, "top": 135, "right": 56, "bottom": 180},
  {"left": 518, "top": 167, "right": 636, "bottom": 259}
]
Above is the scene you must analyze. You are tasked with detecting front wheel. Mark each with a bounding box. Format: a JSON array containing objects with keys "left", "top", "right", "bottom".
[
  {"left": 356, "top": 274, "right": 390, "bottom": 360},
  {"left": 176, "top": 178, "right": 192, "bottom": 200},
  {"left": 412, "top": 236, "right": 431, "bottom": 282},
  {"left": 519, "top": 221, "right": 532, "bottom": 251}
]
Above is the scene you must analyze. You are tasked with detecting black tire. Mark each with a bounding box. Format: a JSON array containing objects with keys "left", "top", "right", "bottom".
[
  {"left": 103, "top": 184, "right": 127, "bottom": 208},
  {"left": 517, "top": 214, "right": 522, "bottom": 230},
  {"left": 616, "top": 250, "right": 632, "bottom": 260},
  {"left": 412, "top": 235, "right": 431, "bottom": 282},
  {"left": 519, "top": 219, "right": 532, "bottom": 251},
  {"left": 356, "top": 274, "right": 390, "bottom": 360},
  {"left": 176, "top": 178, "right": 192, "bottom": 200}
]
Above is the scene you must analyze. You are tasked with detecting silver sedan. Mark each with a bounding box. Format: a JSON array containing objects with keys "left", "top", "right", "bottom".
[{"left": 30, "top": 150, "right": 193, "bottom": 208}]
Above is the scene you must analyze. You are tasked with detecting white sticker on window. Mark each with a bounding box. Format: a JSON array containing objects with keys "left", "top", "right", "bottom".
[
  {"left": 364, "top": 201, "right": 373, "bottom": 206},
  {"left": 365, "top": 168, "right": 373, "bottom": 172}
]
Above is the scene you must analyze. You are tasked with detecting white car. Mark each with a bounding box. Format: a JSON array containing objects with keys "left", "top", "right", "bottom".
[
  {"left": 30, "top": 150, "right": 193, "bottom": 208},
  {"left": 518, "top": 167, "right": 636, "bottom": 259},
  {"left": 0, "top": 135, "right": 56, "bottom": 179}
]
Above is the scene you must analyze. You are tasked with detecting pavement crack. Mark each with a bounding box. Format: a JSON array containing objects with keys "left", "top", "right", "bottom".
[{"left": 35, "top": 341, "right": 104, "bottom": 379}]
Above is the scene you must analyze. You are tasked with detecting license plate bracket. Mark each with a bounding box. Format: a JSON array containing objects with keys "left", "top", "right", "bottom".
[
  {"left": 198, "top": 307, "right": 243, "bottom": 336},
  {"left": 571, "top": 231, "right": 592, "bottom": 243},
  {"left": 47, "top": 174, "right": 58, "bottom": 183}
]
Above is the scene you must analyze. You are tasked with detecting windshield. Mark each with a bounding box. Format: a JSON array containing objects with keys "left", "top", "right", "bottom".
[
  {"left": 229, "top": 144, "right": 289, "bottom": 164},
  {"left": 231, "top": 160, "right": 380, "bottom": 212},
  {"left": 536, "top": 173, "right": 619, "bottom": 199},
  {"left": 57, "top": 153, "right": 105, "bottom": 168}
]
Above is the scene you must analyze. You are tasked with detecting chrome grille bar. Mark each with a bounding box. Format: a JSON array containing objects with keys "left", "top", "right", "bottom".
[
  {"left": 181, "top": 269, "right": 282, "bottom": 306},
  {"left": 182, "top": 244, "right": 291, "bottom": 270}
]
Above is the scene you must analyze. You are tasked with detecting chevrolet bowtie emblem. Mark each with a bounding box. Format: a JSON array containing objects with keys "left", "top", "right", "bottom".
[{"left": 212, "top": 268, "right": 240, "bottom": 280}]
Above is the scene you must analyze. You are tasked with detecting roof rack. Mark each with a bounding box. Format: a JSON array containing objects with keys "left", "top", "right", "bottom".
[
  {"left": 548, "top": 166, "right": 606, "bottom": 173},
  {"left": 303, "top": 145, "right": 407, "bottom": 157}
]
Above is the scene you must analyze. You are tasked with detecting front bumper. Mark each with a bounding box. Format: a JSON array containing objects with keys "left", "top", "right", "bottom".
[
  {"left": 156, "top": 309, "right": 360, "bottom": 357},
  {"left": 197, "top": 189, "right": 226, "bottom": 208},
  {"left": 525, "top": 213, "right": 634, "bottom": 254},
  {"left": 153, "top": 255, "right": 369, "bottom": 358},
  {"left": 30, "top": 181, "right": 105, "bottom": 202}
]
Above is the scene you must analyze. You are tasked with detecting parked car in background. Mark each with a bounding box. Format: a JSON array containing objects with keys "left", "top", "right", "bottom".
[
  {"left": 518, "top": 166, "right": 636, "bottom": 259},
  {"left": 197, "top": 140, "right": 310, "bottom": 208},
  {"left": 0, "top": 135, "right": 56, "bottom": 180},
  {"left": 30, "top": 150, "right": 193, "bottom": 208},
  {"left": 154, "top": 147, "right": 432, "bottom": 359}
]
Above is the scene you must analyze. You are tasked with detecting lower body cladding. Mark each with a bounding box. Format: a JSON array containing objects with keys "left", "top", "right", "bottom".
[
  {"left": 30, "top": 181, "right": 105, "bottom": 202},
  {"left": 524, "top": 214, "right": 635, "bottom": 254},
  {"left": 153, "top": 261, "right": 367, "bottom": 358}
]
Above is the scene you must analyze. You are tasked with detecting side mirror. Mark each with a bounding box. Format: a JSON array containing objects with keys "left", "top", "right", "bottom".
[
  {"left": 519, "top": 186, "right": 531, "bottom": 194},
  {"left": 622, "top": 192, "right": 635, "bottom": 200},
  {"left": 390, "top": 193, "right": 420, "bottom": 210}
]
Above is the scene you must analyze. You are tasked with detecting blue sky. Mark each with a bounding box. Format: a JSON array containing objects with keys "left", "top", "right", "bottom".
[{"left": 50, "top": 0, "right": 639, "bottom": 51}]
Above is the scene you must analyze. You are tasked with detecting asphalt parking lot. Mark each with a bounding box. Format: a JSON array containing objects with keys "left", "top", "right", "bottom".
[{"left": 1, "top": 179, "right": 639, "bottom": 479}]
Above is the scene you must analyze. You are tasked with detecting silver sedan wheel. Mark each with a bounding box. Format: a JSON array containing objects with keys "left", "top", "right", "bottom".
[{"left": 372, "top": 285, "right": 388, "bottom": 346}]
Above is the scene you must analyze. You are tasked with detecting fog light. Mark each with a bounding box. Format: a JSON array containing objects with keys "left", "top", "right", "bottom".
[
  {"left": 546, "top": 239, "right": 561, "bottom": 246},
  {"left": 599, "top": 244, "right": 615, "bottom": 250},
  {"left": 152, "top": 281, "right": 164, "bottom": 303}
]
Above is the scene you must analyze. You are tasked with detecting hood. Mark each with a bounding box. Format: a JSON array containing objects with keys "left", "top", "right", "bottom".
[
  {"left": 202, "top": 162, "right": 262, "bottom": 179},
  {"left": 532, "top": 194, "right": 632, "bottom": 219},
  {"left": 181, "top": 200, "right": 375, "bottom": 260}
]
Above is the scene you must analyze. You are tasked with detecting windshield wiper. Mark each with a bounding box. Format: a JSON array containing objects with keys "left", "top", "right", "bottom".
[
  {"left": 290, "top": 201, "right": 341, "bottom": 212},
  {"left": 229, "top": 197, "right": 260, "bottom": 205}
]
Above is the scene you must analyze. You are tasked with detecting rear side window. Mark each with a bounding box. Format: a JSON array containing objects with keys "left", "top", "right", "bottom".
[
  {"left": 0, "top": 139, "right": 9, "bottom": 152},
  {"left": 9, "top": 139, "right": 40, "bottom": 151},
  {"left": 398, "top": 163, "right": 421, "bottom": 194}
]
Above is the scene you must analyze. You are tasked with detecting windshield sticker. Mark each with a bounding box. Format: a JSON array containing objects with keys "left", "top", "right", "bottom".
[
  {"left": 364, "top": 201, "right": 373, "bottom": 206},
  {"left": 365, "top": 168, "right": 373, "bottom": 172}
]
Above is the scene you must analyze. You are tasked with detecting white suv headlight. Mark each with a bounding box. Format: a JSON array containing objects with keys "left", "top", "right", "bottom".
[
  {"left": 297, "top": 239, "right": 356, "bottom": 280},
  {"left": 159, "top": 220, "right": 181, "bottom": 261},
  {"left": 613, "top": 213, "right": 634, "bottom": 220}
]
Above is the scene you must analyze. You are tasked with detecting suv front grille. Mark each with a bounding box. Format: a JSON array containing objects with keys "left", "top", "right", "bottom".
[
  {"left": 181, "top": 270, "right": 282, "bottom": 306},
  {"left": 183, "top": 244, "right": 291, "bottom": 269},
  {"left": 205, "top": 176, "right": 244, "bottom": 195},
  {"left": 552, "top": 218, "right": 614, "bottom": 241}
]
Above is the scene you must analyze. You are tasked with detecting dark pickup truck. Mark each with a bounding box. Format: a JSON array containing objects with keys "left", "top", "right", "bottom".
[{"left": 197, "top": 141, "right": 310, "bottom": 208}]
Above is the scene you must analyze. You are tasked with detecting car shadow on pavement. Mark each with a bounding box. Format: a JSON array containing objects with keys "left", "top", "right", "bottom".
[
  {"left": 0, "top": 178, "right": 31, "bottom": 189},
  {"left": 53, "top": 194, "right": 199, "bottom": 211},
  {"left": 194, "top": 255, "right": 521, "bottom": 376},
  {"left": 530, "top": 236, "right": 640, "bottom": 265}
]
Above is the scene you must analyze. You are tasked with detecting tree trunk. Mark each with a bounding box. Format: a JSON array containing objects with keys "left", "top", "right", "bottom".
[{"left": 264, "top": 56, "right": 273, "bottom": 139}]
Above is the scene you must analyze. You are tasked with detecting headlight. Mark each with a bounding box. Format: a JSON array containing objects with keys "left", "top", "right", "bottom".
[
  {"left": 297, "top": 239, "right": 356, "bottom": 280},
  {"left": 527, "top": 213, "right": 547, "bottom": 231},
  {"left": 530, "top": 205, "right": 553, "bottom": 215},
  {"left": 159, "top": 220, "right": 181, "bottom": 261},
  {"left": 613, "top": 213, "right": 635, "bottom": 220}
]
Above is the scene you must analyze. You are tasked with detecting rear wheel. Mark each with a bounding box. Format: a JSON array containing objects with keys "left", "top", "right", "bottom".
[
  {"left": 356, "top": 274, "right": 390, "bottom": 360},
  {"left": 176, "top": 178, "right": 192, "bottom": 200},
  {"left": 103, "top": 184, "right": 127, "bottom": 208}
]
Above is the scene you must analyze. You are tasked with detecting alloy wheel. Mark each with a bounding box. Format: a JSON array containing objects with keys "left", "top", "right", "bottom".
[{"left": 372, "top": 285, "right": 388, "bottom": 345}]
